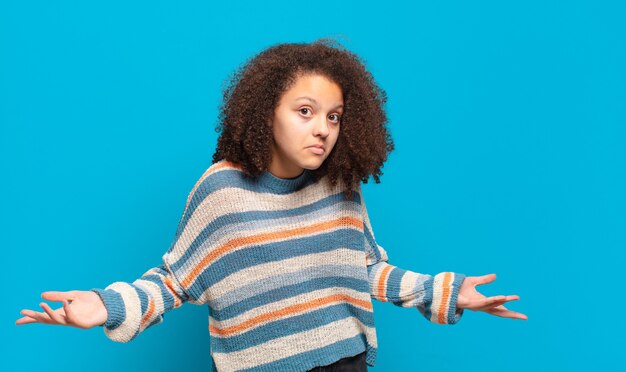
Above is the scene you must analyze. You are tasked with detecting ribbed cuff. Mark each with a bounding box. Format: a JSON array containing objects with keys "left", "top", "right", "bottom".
[
  {"left": 426, "top": 272, "right": 466, "bottom": 325},
  {"left": 446, "top": 273, "right": 465, "bottom": 324},
  {"left": 89, "top": 288, "right": 126, "bottom": 330}
]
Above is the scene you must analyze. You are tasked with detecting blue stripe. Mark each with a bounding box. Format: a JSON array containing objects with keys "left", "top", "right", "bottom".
[
  {"left": 187, "top": 229, "right": 364, "bottom": 296},
  {"left": 146, "top": 316, "right": 162, "bottom": 329},
  {"left": 212, "top": 275, "right": 370, "bottom": 321},
  {"left": 141, "top": 265, "right": 182, "bottom": 311},
  {"left": 173, "top": 168, "right": 325, "bottom": 242},
  {"left": 90, "top": 288, "right": 126, "bottom": 330},
  {"left": 362, "top": 225, "right": 379, "bottom": 262},
  {"left": 386, "top": 266, "right": 409, "bottom": 304},
  {"left": 126, "top": 284, "right": 152, "bottom": 342},
  {"left": 133, "top": 284, "right": 149, "bottom": 316},
  {"left": 169, "top": 189, "right": 361, "bottom": 274},
  {"left": 213, "top": 263, "right": 366, "bottom": 310},
  {"left": 129, "top": 326, "right": 140, "bottom": 341},
  {"left": 141, "top": 273, "right": 176, "bottom": 312},
  {"left": 210, "top": 302, "right": 375, "bottom": 353},
  {"left": 239, "top": 334, "right": 369, "bottom": 372},
  {"left": 446, "top": 273, "right": 466, "bottom": 324},
  {"left": 420, "top": 276, "right": 435, "bottom": 320}
]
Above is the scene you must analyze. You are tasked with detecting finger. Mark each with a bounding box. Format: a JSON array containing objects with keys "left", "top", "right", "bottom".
[
  {"left": 40, "top": 302, "right": 67, "bottom": 325},
  {"left": 41, "top": 291, "right": 76, "bottom": 303},
  {"left": 471, "top": 295, "right": 508, "bottom": 310},
  {"left": 484, "top": 295, "right": 520, "bottom": 305},
  {"left": 474, "top": 294, "right": 521, "bottom": 310},
  {"left": 16, "top": 315, "right": 39, "bottom": 325},
  {"left": 474, "top": 273, "right": 497, "bottom": 286},
  {"left": 486, "top": 306, "right": 528, "bottom": 320},
  {"left": 19, "top": 309, "right": 54, "bottom": 325}
]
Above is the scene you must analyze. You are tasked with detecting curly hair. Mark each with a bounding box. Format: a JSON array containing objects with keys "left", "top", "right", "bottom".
[{"left": 211, "top": 37, "right": 394, "bottom": 200}]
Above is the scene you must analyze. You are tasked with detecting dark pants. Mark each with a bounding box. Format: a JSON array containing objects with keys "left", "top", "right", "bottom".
[{"left": 306, "top": 351, "right": 367, "bottom": 372}]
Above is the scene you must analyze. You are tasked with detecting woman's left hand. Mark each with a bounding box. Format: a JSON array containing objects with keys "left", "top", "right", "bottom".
[{"left": 456, "top": 273, "right": 528, "bottom": 320}]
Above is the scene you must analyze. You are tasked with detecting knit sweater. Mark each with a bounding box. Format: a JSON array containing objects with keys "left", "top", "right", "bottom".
[{"left": 90, "top": 159, "right": 466, "bottom": 371}]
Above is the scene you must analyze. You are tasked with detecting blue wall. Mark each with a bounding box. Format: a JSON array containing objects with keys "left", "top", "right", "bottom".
[{"left": 2, "top": 1, "right": 624, "bottom": 371}]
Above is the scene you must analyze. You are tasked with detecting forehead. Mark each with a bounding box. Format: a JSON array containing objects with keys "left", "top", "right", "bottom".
[{"left": 281, "top": 74, "right": 343, "bottom": 103}]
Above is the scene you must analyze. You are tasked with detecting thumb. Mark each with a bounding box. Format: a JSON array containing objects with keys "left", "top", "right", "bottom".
[{"left": 474, "top": 273, "right": 497, "bottom": 286}]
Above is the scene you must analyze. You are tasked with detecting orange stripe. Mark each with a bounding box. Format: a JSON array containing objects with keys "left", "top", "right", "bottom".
[
  {"left": 437, "top": 272, "right": 452, "bottom": 324},
  {"left": 208, "top": 294, "right": 372, "bottom": 337},
  {"left": 163, "top": 276, "right": 181, "bottom": 308},
  {"left": 376, "top": 264, "right": 393, "bottom": 301},
  {"left": 140, "top": 299, "right": 156, "bottom": 329},
  {"left": 181, "top": 216, "right": 363, "bottom": 288}
]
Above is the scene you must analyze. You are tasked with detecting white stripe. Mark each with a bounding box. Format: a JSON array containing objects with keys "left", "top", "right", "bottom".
[
  {"left": 398, "top": 271, "right": 420, "bottom": 307},
  {"left": 212, "top": 262, "right": 366, "bottom": 311},
  {"left": 134, "top": 278, "right": 165, "bottom": 331},
  {"left": 429, "top": 272, "right": 447, "bottom": 323},
  {"left": 211, "top": 316, "right": 376, "bottom": 371},
  {"left": 209, "top": 286, "right": 371, "bottom": 335},
  {"left": 103, "top": 282, "right": 142, "bottom": 342},
  {"left": 167, "top": 171, "right": 349, "bottom": 264},
  {"left": 200, "top": 248, "right": 363, "bottom": 303},
  {"left": 168, "top": 205, "right": 362, "bottom": 293}
]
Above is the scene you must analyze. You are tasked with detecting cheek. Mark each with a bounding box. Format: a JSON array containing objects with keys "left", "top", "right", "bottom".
[
  {"left": 329, "top": 127, "right": 340, "bottom": 145},
  {"left": 272, "top": 119, "right": 292, "bottom": 143},
  {"left": 273, "top": 122, "right": 302, "bottom": 151}
]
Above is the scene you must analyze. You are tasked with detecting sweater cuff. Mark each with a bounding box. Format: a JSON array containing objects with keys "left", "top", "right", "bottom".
[
  {"left": 90, "top": 288, "right": 126, "bottom": 329},
  {"left": 427, "top": 272, "right": 466, "bottom": 325}
]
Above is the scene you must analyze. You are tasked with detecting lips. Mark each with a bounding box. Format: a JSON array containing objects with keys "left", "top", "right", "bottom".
[{"left": 308, "top": 145, "right": 325, "bottom": 155}]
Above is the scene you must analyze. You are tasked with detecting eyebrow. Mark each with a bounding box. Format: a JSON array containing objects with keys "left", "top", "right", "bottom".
[{"left": 295, "top": 96, "right": 344, "bottom": 110}]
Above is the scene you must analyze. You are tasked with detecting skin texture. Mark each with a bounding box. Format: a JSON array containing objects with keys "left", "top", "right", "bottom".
[{"left": 267, "top": 73, "right": 343, "bottom": 178}]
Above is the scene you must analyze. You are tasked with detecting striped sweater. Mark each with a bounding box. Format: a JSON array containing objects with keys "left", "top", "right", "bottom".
[{"left": 90, "top": 160, "right": 466, "bottom": 371}]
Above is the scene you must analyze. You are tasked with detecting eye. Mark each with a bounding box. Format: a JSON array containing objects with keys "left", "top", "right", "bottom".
[
  {"left": 329, "top": 114, "right": 341, "bottom": 123},
  {"left": 299, "top": 107, "right": 312, "bottom": 116}
]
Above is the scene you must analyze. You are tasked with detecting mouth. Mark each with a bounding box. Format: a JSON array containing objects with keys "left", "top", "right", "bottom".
[
  {"left": 307, "top": 144, "right": 325, "bottom": 150},
  {"left": 307, "top": 145, "right": 325, "bottom": 155}
]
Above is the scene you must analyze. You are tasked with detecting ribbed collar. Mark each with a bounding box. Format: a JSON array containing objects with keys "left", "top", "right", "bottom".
[{"left": 257, "top": 168, "right": 312, "bottom": 193}]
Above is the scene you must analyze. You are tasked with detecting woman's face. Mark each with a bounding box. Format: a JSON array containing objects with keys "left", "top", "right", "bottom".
[{"left": 267, "top": 73, "right": 343, "bottom": 179}]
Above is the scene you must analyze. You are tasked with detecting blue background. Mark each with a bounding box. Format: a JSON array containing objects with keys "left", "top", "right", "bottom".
[{"left": 2, "top": 1, "right": 624, "bottom": 371}]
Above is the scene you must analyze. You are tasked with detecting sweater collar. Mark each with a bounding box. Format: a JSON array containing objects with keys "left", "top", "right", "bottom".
[{"left": 257, "top": 168, "right": 312, "bottom": 193}]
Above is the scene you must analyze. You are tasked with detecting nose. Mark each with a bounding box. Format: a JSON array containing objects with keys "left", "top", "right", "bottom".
[{"left": 312, "top": 116, "right": 330, "bottom": 138}]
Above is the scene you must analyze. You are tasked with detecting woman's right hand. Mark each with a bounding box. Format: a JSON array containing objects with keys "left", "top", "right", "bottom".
[{"left": 15, "top": 290, "right": 108, "bottom": 329}]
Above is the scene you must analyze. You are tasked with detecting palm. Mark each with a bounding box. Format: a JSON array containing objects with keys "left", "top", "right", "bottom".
[
  {"left": 15, "top": 290, "right": 108, "bottom": 329},
  {"left": 456, "top": 273, "right": 528, "bottom": 320}
]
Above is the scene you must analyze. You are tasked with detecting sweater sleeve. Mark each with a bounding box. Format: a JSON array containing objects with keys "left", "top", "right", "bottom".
[
  {"left": 359, "top": 188, "right": 466, "bottom": 325},
  {"left": 89, "top": 262, "right": 191, "bottom": 342},
  {"left": 89, "top": 172, "right": 213, "bottom": 342}
]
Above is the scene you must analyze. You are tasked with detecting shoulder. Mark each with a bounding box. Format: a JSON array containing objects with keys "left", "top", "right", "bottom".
[{"left": 184, "top": 159, "right": 246, "bottom": 206}]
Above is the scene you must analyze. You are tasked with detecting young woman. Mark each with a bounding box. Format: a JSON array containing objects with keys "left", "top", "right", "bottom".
[{"left": 16, "top": 38, "right": 527, "bottom": 371}]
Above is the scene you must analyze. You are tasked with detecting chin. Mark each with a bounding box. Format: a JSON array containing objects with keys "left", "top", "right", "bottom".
[
  {"left": 302, "top": 159, "right": 326, "bottom": 171},
  {"left": 298, "top": 152, "right": 330, "bottom": 169}
]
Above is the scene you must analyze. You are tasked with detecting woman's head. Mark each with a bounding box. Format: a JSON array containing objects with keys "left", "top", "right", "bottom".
[
  {"left": 268, "top": 72, "right": 343, "bottom": 179},
  {"left": 212, "top": 37, "right": 394, "bottom": 199}
]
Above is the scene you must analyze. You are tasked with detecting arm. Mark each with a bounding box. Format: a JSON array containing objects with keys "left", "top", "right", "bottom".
[
  {"left": 89, "top": 262, "right": 191, "bottom": 342},
  {"left": 17, "top": 198, "right": 200, "bottom": 337},
  {"left": 16, "top": 167, "right": 231, "bottom": 333},
  {"left": 89, "top": 172, "right": 214, "bottom": 342},
  {"left": 359, "top": 187, "right": 466, "bottom": 325}
]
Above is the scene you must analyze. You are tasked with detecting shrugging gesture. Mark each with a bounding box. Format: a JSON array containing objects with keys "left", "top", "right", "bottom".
[
  {"left": 457, "top": 273, "right": 527, "bottom": 320},
  {"left": 16, "top": 290, "right": 108, "bottom": 329}
]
